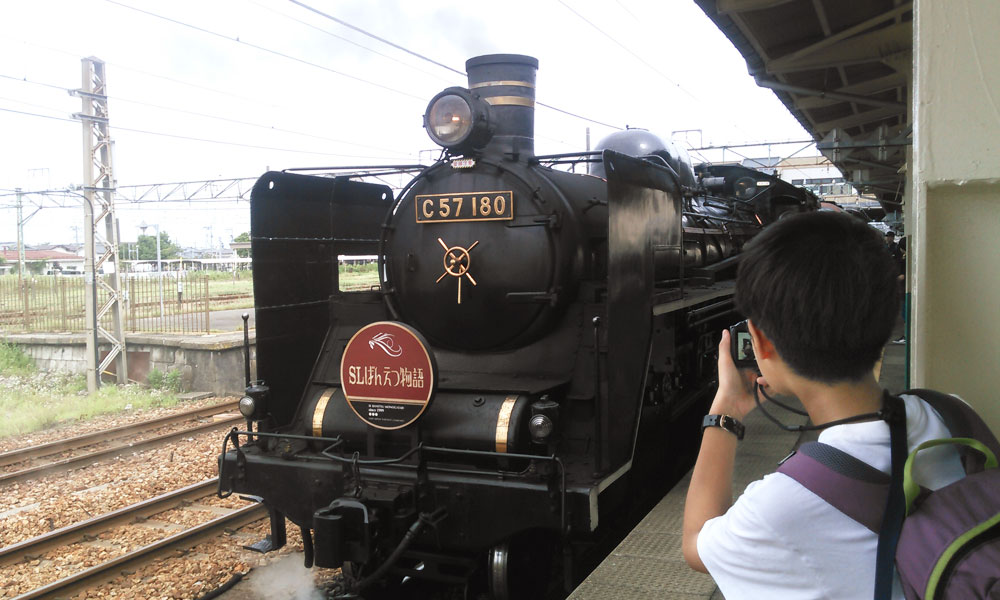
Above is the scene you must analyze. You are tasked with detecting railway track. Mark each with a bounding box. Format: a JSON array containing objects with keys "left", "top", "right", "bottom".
[
  {"left": 4, "top": 478, "right": 265, "bottom": 599},
  {"left": 0, "top": 479, "right": 219, "bottom": 567},
  {"left": 0, "top": 402, "right": 243, "bottom": 486}
]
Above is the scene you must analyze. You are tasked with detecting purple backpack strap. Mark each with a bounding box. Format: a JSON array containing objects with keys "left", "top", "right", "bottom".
[
  {"left": 777, "top": 442, "right": 890, "bottom": 533},
  {"left": 906, "top": 389, "right": 1000, "bottom": 472}
]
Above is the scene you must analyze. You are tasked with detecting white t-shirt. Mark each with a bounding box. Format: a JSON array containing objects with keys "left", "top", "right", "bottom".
[{"left": 697, "top": 394, "right": 966, "bottom": 600}]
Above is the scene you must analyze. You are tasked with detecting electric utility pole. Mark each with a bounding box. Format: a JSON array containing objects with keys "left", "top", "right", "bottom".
[
  {"left": 15, "top": 188, "right": 26, "bottom": 283},
  {"left": 74, "top": 57, "right": 127, "bottom": 392}
]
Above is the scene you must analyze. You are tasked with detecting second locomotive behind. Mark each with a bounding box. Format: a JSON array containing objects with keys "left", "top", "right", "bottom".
[{"left": 220, "top": 54, "right": 818, "bottom": 599}]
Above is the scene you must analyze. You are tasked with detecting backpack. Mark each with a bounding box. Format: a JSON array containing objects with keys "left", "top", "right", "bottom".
[{"left": 777, "top": 389, "right": 1000, "bottom": 599}]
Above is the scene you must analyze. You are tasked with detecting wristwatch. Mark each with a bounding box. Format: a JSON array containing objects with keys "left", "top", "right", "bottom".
[{"left": 702, "top": 414, "right": 745, "bottom": 441}]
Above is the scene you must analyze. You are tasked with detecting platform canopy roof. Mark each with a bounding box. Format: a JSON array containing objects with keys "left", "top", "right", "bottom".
[{"left": 696, "top": 0, "right": 911, "bottom": 211}]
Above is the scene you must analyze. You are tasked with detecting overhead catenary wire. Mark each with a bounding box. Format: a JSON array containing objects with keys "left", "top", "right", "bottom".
[
  {"left": 1, "top": 73, "right": 409, "bottom": 156},
  {"left": 615, "top": 0, "right": 642, "bottom": 23},
  {"left": 287, "top": 0, "right": 467, "bottom": 77},
  {"left": 103, "top": 0, "right": 426, "bottom": 101},
  {"left": 716, "top": 144, "right": 821, "bottom": 183},
  {"left": 247, "top": 0, "right": 452, "bottom": 86},
  {"left": 556, "top": 0, "right": 695, "bottom": 101},
  {"left": 0, "top": 106, "right": 407, "bottom": 160},
  {"left": 3, "top": 37, "right": 328, "bottom": 115},
  {"left": 556, "top": 0, "right": 761, "bottom": 139},
  {"left": 0, "top": 190, "right": 255, "bottom": 203},
  {"left": 284, "top": 0, "right": 623, "bottom": 131},
  {"left": 0, "top": 201, "right": 249, "bottom": 212},
  {"left": 1, "top": 1, "right": 830, "bottom": 236},
  {"left": 5, "top": 2, "right": 621, "bottom": 143}
]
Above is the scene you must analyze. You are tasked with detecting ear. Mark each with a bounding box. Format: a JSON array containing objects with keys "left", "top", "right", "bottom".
[{"left": 747, "top": 320, "right": 776, "bottom": 360}]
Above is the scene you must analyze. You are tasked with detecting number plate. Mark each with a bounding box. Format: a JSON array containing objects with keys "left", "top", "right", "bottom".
[{"left": 415, "top": 191, "right": 514, "bottom": 223}]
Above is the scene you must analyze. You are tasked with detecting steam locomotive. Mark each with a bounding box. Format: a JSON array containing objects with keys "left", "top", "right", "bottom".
[{"left": 218, "top": 54, "right": 818, "bottom": 598}]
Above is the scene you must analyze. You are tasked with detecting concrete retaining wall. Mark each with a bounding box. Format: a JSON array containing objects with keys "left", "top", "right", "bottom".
[{"left": 4, "top": 332, "right": 256, "bottom": 397}]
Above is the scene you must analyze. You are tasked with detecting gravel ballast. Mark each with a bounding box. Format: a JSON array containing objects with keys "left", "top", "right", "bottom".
[{"left": 1, "top": 396, "right": 341, "bottom": 599}]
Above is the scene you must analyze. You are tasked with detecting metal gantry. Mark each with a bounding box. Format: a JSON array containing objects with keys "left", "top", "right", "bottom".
[
  {"left": 115, "top": 177, "right": 257, "bottom": 204},
  {"left": 75, "top": 57, "right": 127, "bottom": 392}
]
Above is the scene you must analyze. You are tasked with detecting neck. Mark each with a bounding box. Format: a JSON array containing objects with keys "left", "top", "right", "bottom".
[{"left": 788, "top": 374, "right": 884, "bottom": 427}]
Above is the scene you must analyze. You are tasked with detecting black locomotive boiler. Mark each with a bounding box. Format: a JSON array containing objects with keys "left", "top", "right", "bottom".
[{"left": 219, "top": 54, "right": 817, "bottom": 598}]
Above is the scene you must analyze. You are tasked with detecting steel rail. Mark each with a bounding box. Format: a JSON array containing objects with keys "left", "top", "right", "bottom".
[
  {"left": 12, "top": 503, "right": 265, "bottom": 600},
  {"left": 0, "top": 401, "right": 238, "bottom": 468},
  {"left": 0, "top": 417, "right": 243, "bottom": 486},
  {"left": 0, "top": 479, "right": 218, "bottom": 567}
]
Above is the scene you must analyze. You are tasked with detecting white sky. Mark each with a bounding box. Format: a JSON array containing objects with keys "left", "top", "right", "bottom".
[{"left": 0, "top": 0, "right": 813, "bottom": 249}]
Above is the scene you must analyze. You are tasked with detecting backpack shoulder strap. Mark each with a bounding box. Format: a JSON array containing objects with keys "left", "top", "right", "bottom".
[
  {"left": 904, "top": 389, "right": 1000, "bottom": 472},
  {"left": 777, "top": 441, "right": 890, "bottom": 533}
]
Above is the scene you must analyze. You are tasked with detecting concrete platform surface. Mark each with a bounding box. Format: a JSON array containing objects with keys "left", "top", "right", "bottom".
[{"left": 568, "top": 397, "right": 808, "bottom": 600}]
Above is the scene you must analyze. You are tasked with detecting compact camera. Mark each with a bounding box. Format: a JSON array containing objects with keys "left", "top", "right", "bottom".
[{"left": 729, "top": 320, "right": 758, "bottom": 369}]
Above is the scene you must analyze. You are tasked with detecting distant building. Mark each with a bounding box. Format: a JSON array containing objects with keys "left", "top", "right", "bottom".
[
  {"left": 775, "top": 156, "right": 879, "bottom": 210},
  {"left": 179, "top": 246, "right": 237, "bottom": 260},
  {"left": 739, "top": 157, "right": 782, "bottom": 176},
  {"left": 0, "top": 248, "right": 87, "bottom": 274},
  {"left": 32, "top": 243, "right": 83, "bottom": 256}
]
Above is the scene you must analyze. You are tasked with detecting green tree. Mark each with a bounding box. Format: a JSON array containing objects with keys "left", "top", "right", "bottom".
[
  {"left": 234, "top": 231, "right": 251, "bottom": 258},
  {"left": 137, "top": 231, "right": 181, "bottom": 260}
]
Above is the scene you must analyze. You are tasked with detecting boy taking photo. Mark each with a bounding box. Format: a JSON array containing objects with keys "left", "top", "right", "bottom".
[{"left": 682, "top": 212, "right": 964, "bottom": 599}]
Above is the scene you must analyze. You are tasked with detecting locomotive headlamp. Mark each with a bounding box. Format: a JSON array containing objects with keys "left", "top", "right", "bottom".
[
  {"left": 529, "top": 397, "right": 560, "bottom": 443},
  {"left": 240, "top": 383, "right": 270, "bottom": 421},
  {"left": 428, "top": 94, "right": 471, "bottom": 143},
  {"left": 239, "top": 396, "right": 256, "bottom": 418},
  {"left": 528, "top": 414, "right": 555, "bottom": 442},
  {"left": 424, "top": 87, "right": 494, "bottom": 154}
]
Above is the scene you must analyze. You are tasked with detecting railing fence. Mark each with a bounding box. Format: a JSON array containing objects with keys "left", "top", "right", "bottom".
[{"left": 0, "top": 274, "right": 246, "bottom": 334}]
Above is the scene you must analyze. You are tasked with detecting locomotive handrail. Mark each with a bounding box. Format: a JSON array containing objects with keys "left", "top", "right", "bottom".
[
  {"left": 220, "top": 428, "right": 569, "bottom": 534},
  {"left": 638, "top": 153, "right": 684, "bottom": 184},
  {"left": 218, "top": 427, "right": 241, "bottom": 499},
  {"left": 282, "top": 164, "right": 427, "bottom": 173},
  {"left": 251, "top": 235, "right": 381, "bottom": 243},
  {"left": 539, "top": 158, "right": 603, "bottom": 167},
  {"left": 320, "top": 442, "right": 422, "bottom": 466},
  {"left": 682, "top": 211, "right": 758, "bottom": 225},
  {"left": 218, "top": 428, "right": 347, "bottom": 497},
  {"left": 702, "top": 193, "right": 757, "bottom": 206},
  {"left": 533, "top": 150, "right": 604, "bottom": 161}
]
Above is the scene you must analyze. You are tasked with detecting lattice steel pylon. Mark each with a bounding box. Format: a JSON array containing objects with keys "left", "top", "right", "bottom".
[{"left": 76, "top": 57, "right": 127, "bottom": 392}]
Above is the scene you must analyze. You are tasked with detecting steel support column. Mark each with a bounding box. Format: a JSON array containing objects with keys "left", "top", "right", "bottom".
[{"left": 77, "top": 57, "right": 127, "bottom": 391}]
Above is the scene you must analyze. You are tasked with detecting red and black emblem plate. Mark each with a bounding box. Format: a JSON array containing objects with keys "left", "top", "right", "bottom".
[{"left": 340, "top": 321, "right": 437, "bottom": 430}]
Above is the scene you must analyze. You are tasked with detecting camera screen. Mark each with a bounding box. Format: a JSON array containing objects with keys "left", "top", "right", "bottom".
[{"left": 737, "top": 332, "right": 754, "bottom": 361}]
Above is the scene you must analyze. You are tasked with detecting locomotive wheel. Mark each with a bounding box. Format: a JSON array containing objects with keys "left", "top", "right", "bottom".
[{"left": 487, "top": 531, "right": 561, "bottom": 600}]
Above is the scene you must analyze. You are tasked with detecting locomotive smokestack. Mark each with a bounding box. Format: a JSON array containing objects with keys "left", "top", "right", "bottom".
[{"left": 466, "top": 54, "right": 538, "bottom": 158}]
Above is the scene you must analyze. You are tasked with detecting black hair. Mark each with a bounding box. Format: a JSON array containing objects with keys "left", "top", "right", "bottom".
[{"left": 735, "top": 211, "right": 900, "bottom": 383}]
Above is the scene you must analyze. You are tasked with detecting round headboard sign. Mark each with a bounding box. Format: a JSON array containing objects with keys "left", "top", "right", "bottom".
[{"left": 340, "top": 321, "right": 437, "bottom": 430}]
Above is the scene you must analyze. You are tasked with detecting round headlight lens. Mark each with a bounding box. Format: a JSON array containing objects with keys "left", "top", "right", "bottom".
[
  {"left": 528, "top": 414, "right": 554, "bottom": 441},
  {"left": 239, "top": 396, "right": 256, "bottom": 418},
  {"left": 427, "top": 94, "right": 473, "bottom": 145}
]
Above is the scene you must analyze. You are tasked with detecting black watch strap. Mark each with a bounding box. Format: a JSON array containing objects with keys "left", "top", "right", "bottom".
[{"left": 702, "top": 414, "right": 745, "bottom": 441}]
